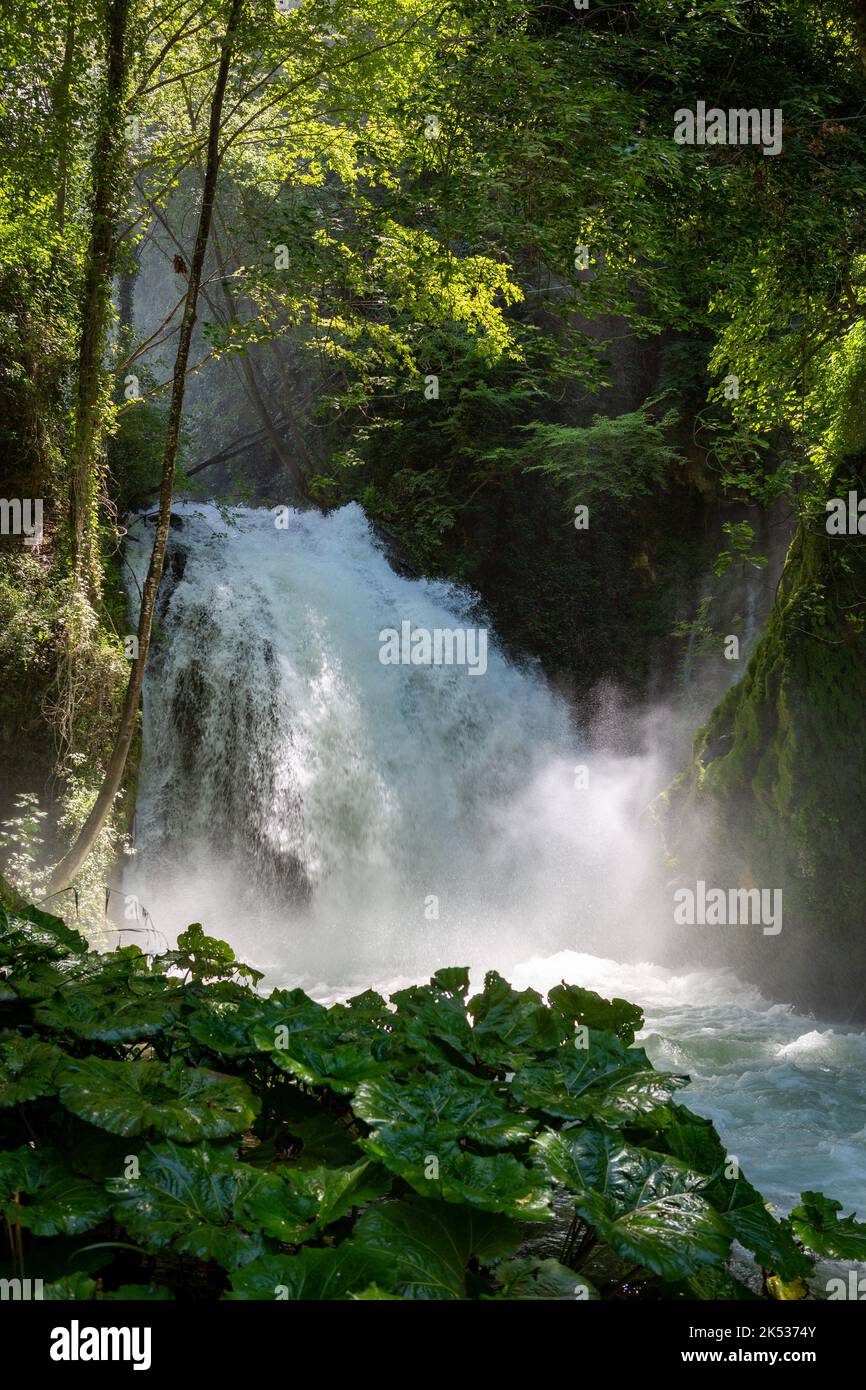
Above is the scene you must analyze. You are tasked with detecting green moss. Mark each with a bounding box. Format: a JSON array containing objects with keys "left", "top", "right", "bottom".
[{"left": 656, "top": 455, "right": 866, "bottom": 1015}]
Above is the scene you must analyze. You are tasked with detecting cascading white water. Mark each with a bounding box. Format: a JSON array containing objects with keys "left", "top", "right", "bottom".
[
  {"left": 124, "top": 502, "right": 866, "bottom": 1217},
  {"left": 125, "top": 502, "right": 672, "bottom": 985}
]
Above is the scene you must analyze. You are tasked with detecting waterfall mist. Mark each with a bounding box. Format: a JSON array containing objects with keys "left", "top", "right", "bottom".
[{"left": 125, "top": 502, "right": 676, "bottom": 991}]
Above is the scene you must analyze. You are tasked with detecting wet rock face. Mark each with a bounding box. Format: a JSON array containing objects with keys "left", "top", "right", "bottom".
[
  {"left": 140, "top": 509, "right": 186, "bottom": 531},
  {"left": 657, "top": 456, "right": 866, "bottom": 1019}
]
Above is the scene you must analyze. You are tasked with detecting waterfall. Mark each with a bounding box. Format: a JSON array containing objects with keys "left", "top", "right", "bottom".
[{"left": 124, "top": 502, "right": 670, "bottom": 989}]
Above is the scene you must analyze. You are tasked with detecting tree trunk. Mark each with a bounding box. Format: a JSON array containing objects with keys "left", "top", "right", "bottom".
[
  {"left": 49, "top": 0, "right": 246, "bottom": 894},
  {"left": 68, "top": 0, "right": 131, "bottom": 586},
  {"left": 53, "top": 1, "right": 78, "bottom": 237},
  {"left": 853, "top": 0, "right": 866, "bottom": 78}
]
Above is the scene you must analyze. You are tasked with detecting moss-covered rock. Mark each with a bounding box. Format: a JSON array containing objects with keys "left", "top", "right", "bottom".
[{"left": 656, "top": 457, "right": 866, "bottom": 1018}]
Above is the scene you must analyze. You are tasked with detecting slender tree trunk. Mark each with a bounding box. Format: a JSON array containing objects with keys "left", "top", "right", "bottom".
[
  {"left": 53, "top": 1, "right": 78, "bottom": 237},
  {"left": 50, "top": 0, "right": 246, "bottom": 894},
  {"left": 853, "top": 0, "right": 866, "bottom": 77},
  {"left": 68, "top": 0, "right": 131, "bottom": 585}
]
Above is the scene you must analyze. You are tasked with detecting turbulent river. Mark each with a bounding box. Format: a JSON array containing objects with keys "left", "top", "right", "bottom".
[{"left": 124, "top": 503, "right": 866, "bottom": 1220}]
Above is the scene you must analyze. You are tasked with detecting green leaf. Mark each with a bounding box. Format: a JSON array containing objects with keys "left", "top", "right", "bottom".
[
  {"left": 353, "top": 1198, "right": 522, "bottom": 1299},
  {"left": 252, "top": 998, "right": 385, "bottom": 1092},
  {"left": 536, "top": 1127, "right": 733, "bottom": 1279},
  {"left": 582, "top": 1071, "right": 690, "bottom": 1125},
  {"left": 186, "top": 992, "right": 305, "bottom": 1056},
  {"left": 429, "top": 967, "right": 470, "bottom": 996},
  {"left": 173, "top": 923, "right": 244, "bottom": 982},
  {"left": 547, "top": 982, "right": 643, "bottom": 1044},
  {"left": 509, "top": 1033, "right": 651, "bottom": 1118},
  {"left": 663, "top": 1111, "right": 812, "bottom": 1280},
  {"left": 789, "top": 1191, "right": 866, "bottom": 1261},
  {"left": 468, "top": 971, "right": 564, "bottom": 1061},
  {"left": 0, "top": 1149, "right": 111, "bottom": 1237},
  {"left": 108, "top": 1142, "right": 267, "bottom": 1270},
  {"left": 0, "top": 1032, "right": 63, "bottom": 1106},
  {"left": 42, "top": 1273, "right": 98, "bottom": 1300},
  {"left": 353, "top": 1068, "right": 550, "bottom": 1218},
  {"left": 354, "top": 1069, "right": 535, "bottom": 1148},
  {"left": 0, "top": 904, "right": 87, "bottom": 965},
  {"left": 241, "top": 1161, "right": 391, "bottom": 1244},
  {"left": 229, "top": 1245, "right": 391, "bottom": 1300},
  {"left": 56, "top": 1057, "right": 259, "bottom": 1141},
  {"left": 390, "top": 978, "right": 477, "bottom": 1065},
  {"left": 34, "top": 982, "right": 179, "bottom": 1042},
  {"left": 491, "top": 1257, "right": 600, "bottom": 1301},
  {"left": 359, "top": 1129, "right": 551, "bottom": 1219},
  {"left": 766, "top": 1274, "right": 808, "bottom": 1301},
  {"left": 280, "top": 1110, "right": 364, "bottom": 1168},
  {"left": 0, "top": 1142, "right": 52, "bottom": 1198}
]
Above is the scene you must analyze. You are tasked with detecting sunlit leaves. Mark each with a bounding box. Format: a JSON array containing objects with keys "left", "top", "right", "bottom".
[
  {"left": 108, "top": 1142, "right": 267, "bottom": 1270},
  {"left": 56, "top": 1056, "right": 259, "bottom": 1141},
  {"left": 536, "top": 1126, "right": 735, "bottom": 1279},
  {"left": 789, "top": 1190, "right": 866, "bottom": 1262}
]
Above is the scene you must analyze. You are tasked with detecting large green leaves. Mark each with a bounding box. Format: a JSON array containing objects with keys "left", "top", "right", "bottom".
[
  {"left": 468, "top": 972, "right": 564, "bottom": 1062},
  {"left": 536, "top": 1127, "right": 734, "bottom": 1279},
  {"left": 547, "top": 982, "right": 644, "bottom": 1045},
  {"left": 389, "top": 972, "right": 476, "bottom": 1065},
  {"left": 491, "top": 1257, "right": 600, "bottom": 1301},
  {"left": 159, "top": 923, "right": 262, "bottom": 986},
  {"left": 186, "top": 990, "right": 307, "bottom": 1057},
  {"left": 108, "top": 1142, "right": 267, "bottom": 1269},
  {"left": 56, "top": 1056, "right": 259, "bottom": 1141},
  {"left": 492, "top": 1262, "right": 600, "bottom": 1301},
  {"left": 0, "top": 1033, "right": 62, "bottom": 1106},
  {"left": 241, "top": 1160, "right": 391, "bottom": 1244},
  {"left": 352, "top": 1198, "right": 522, "bottom": 1299},
  {"left": 0, "top": 904, "right": 87, "bottom": 966},
  {"left": 33, "top": 966, "right": 180, "bottom": 1042},
  {"left": 362, "top": 1129, "right": 552, "bottom": 1219},
  {"left": 662, "top": 1109, "right": 812, "bottom": 1280},
  {"left": 0, "top": 889, "right": 853, "bottom": 1303},
  {"left": 249, "top": 989, "right": 386, "bottom": 1092},
  {"left": 789, "top": 1191, "right": 866, "bottom": 1261},
  {"left": 353, "top": 1068, "right": 551, "bottom": 1219},
  {"left": 0, "top": 1145, "right": 110, "bottom": 1236},
  {"left": 354, "top": 1068, "right": 535, "bottom": 1148},
  {"left": 509, "top": 1033, "right": 685, "bottom": 1122},
  {"left": 229, "top": 1244, "right": 391, "bottom": 1300}
]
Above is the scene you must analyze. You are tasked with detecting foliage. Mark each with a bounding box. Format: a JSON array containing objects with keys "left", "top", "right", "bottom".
[
  {"left": 520, "top": 406, "right": 684, "bottom": 509},
  {"left": 0, "top": 899, "right": 843, "bottom": 1301}
]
